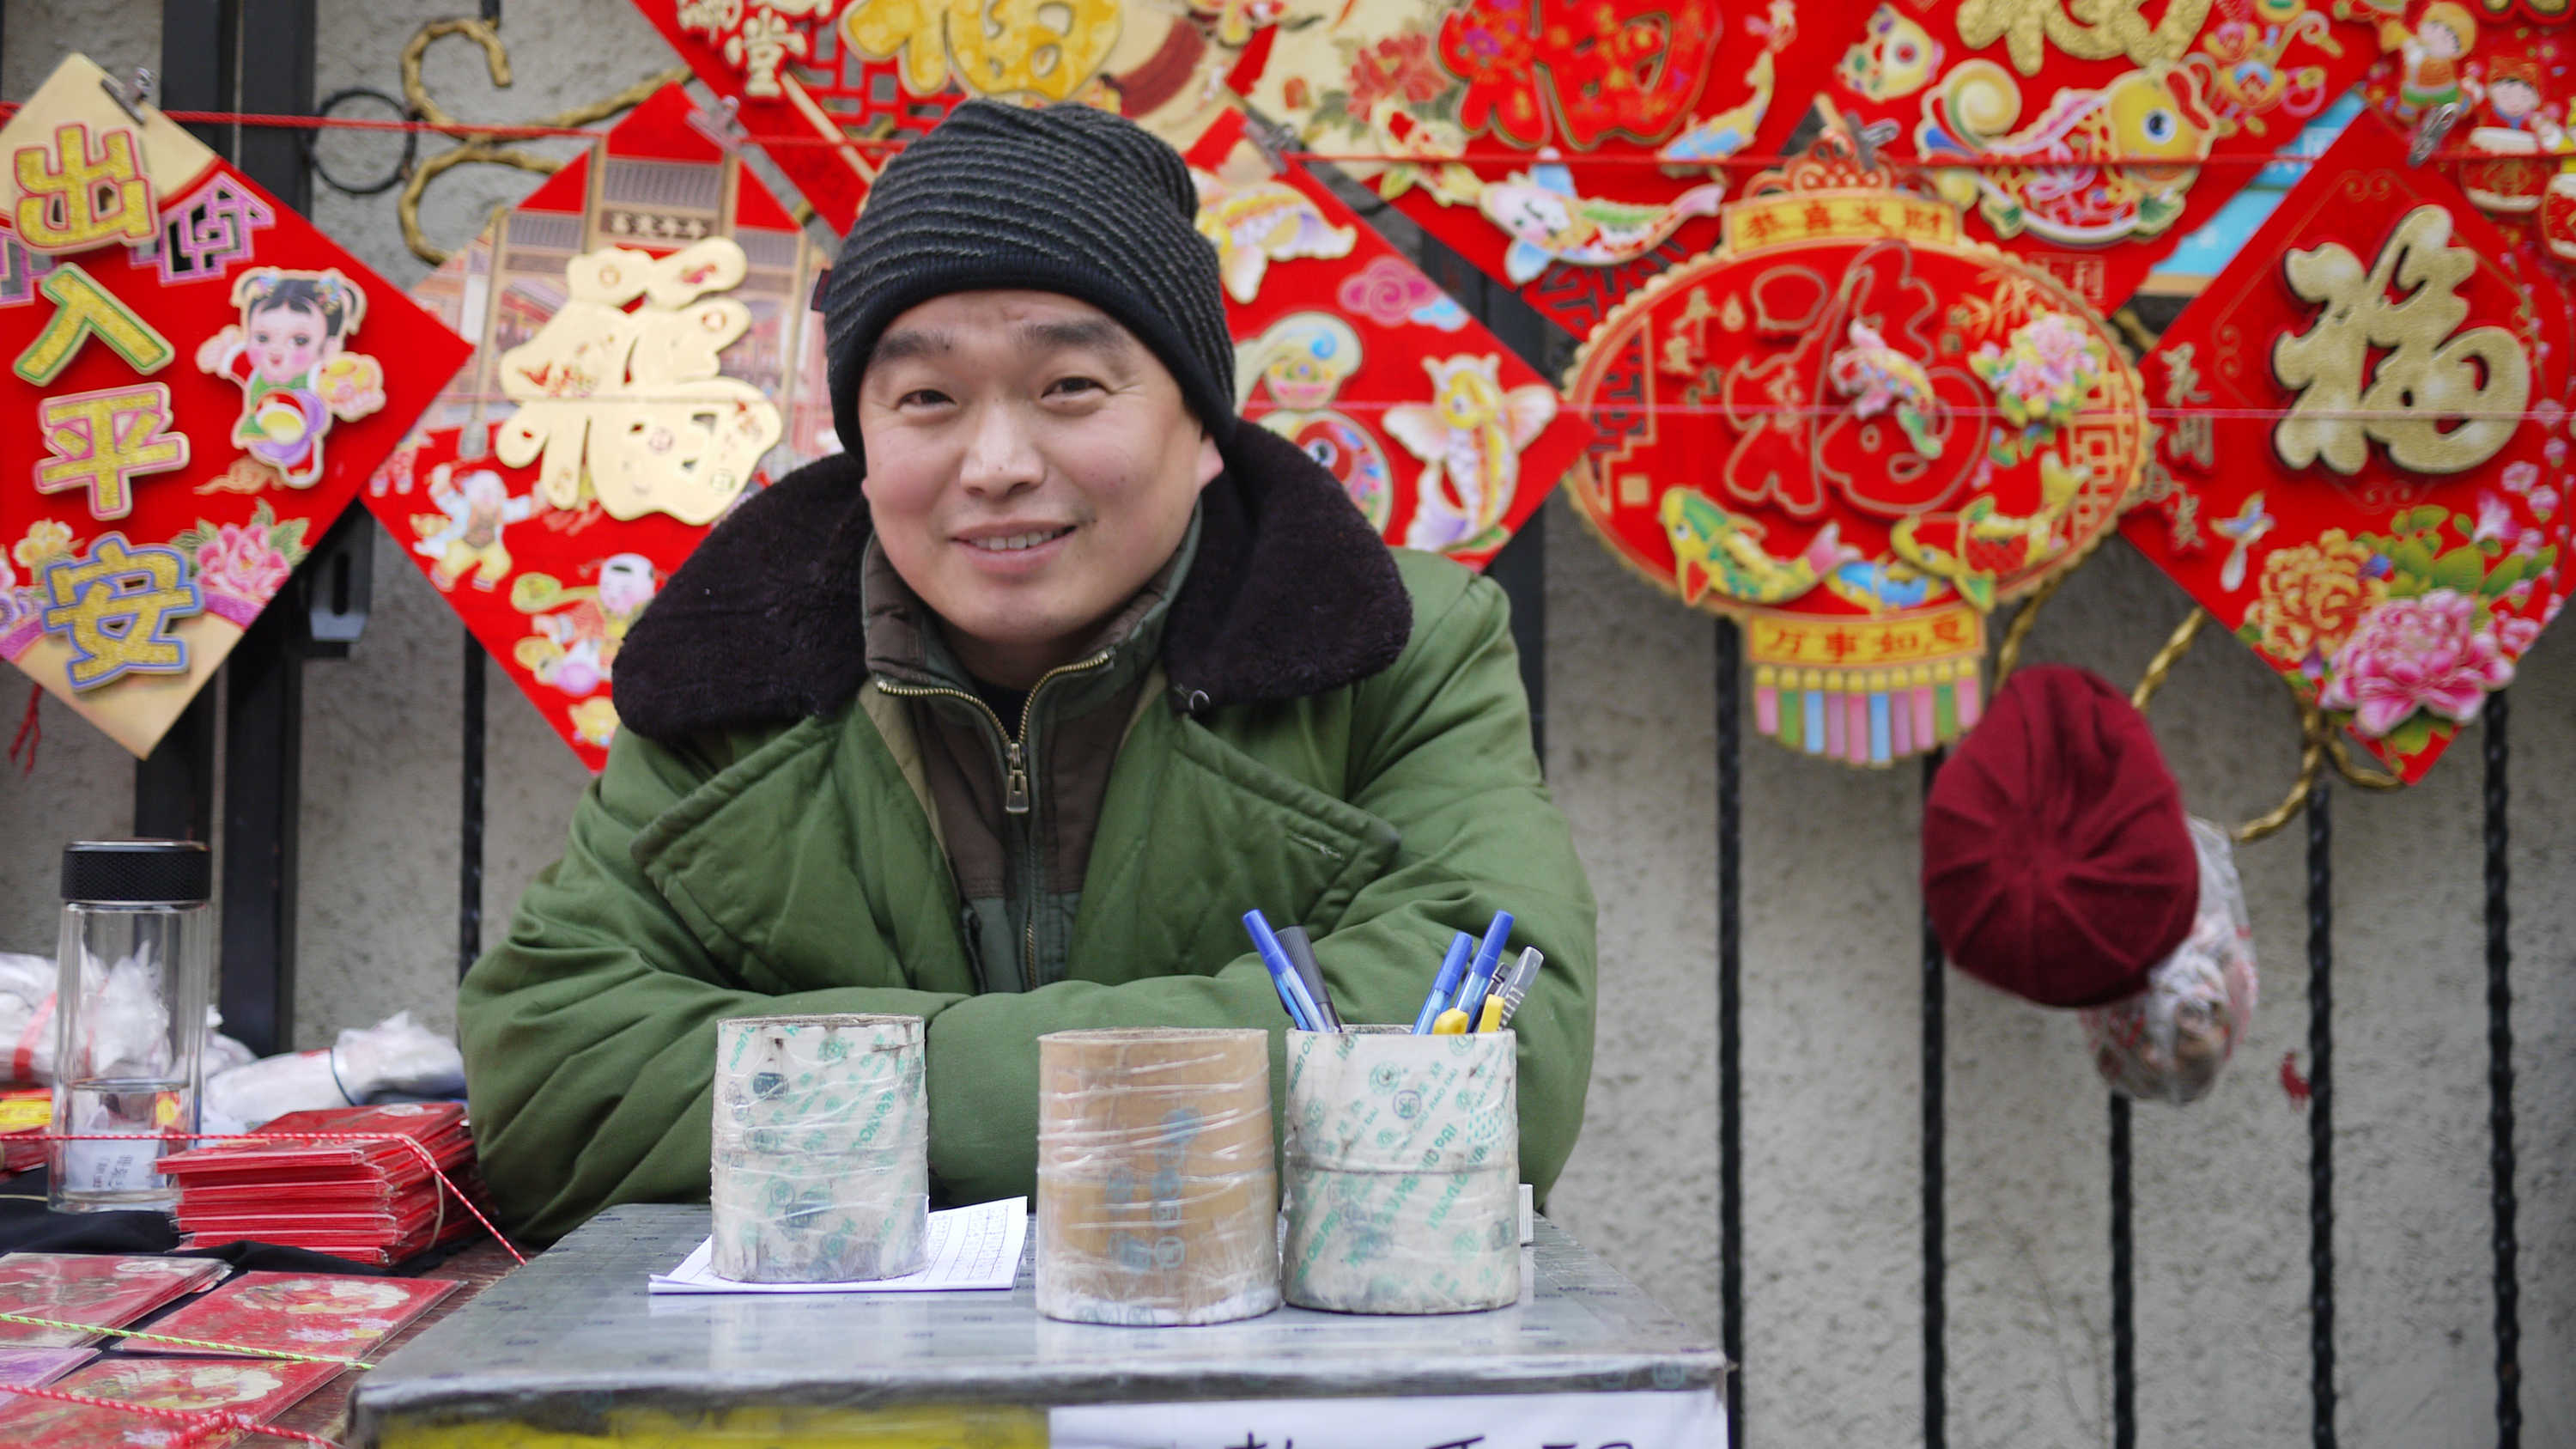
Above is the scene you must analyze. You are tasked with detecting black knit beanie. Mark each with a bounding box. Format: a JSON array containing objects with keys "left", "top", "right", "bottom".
[{"left": 821, "top": 100, "right": 1236, "bottom": 467}]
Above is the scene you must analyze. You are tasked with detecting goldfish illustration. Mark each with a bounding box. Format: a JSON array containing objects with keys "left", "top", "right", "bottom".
[
  {"left": 1235, "top": 314, "right": 1393, "bottom": 531},
  {"left": 1916, "top": 60, "right": 2216, "bottom": 246},
  {"left": 1658, "top": 51, "right": 1777, "bottom": 165},
  {"left": 1829, "top": 320, "right": 1943, "bottom": 459},
  {"left": 1660, "top": 488, "right": 1851, "bottom": 606},
  {"left": 1838, "top": 3, "right": 1943, "bottom": 101},
  {"left": 1385, "top": 354, "right": 1557, "bottom": 554},
  {"left": 1887, "top": 482, "right": 2079, "bottom": 612},
  {"left": 1193, "top": 169, "right": 1358, "bottom": 303},
  {"left": 1479, "top": 160, "right": 1727, "bottom": 283},
  {"left": 1824, "top": 557, "right": 1947, "bottom": 613}
]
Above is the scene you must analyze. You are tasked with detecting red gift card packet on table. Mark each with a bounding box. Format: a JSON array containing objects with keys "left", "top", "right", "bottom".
[
  {"left": 125, "top": 1272, "right": 457, "bottom": 1360},
  {"left": 155, "top": 1104, "right": 489, "bottom": 1266},
  {"left": 0, "top": 1255, "right": 226, "bottom": 1347},
  {"left": 0, "top": 1346, "right": 97, "bottom": 1388},
  {"left": 0, "top": 1355, "right": 343, "bottom": 1446}
]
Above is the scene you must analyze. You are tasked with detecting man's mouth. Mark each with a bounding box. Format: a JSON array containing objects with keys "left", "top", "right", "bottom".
[{"left": 965, "top": 526, "right": 1074, "bottom": 554}]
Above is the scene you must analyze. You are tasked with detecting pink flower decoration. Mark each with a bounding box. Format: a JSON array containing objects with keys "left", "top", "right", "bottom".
[
  {"left": 2318, "top": 589, "right": 2517, "bottom": 738},
  {"left": 195, "top": 522, "right": 293, "bottom": 625},
  {"left": 1337, "top": 256, "right": 1441, "bottom": 327}
]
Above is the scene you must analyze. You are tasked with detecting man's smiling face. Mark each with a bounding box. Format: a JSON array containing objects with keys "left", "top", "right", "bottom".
[{"left": 857, "top": 290, "right": 1222, "bottom": 689}]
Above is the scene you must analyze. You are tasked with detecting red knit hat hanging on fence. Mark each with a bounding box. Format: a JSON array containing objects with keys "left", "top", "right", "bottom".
[{"left": 1923, "top": 666, "right": 2199, "bottom": 1008}]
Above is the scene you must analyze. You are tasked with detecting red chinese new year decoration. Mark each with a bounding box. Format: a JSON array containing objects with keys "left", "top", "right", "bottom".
[
  {"left": 2123, "top": 107, "right": 2573, "bottom": 781},
  {"left": 1563, "top": 124, "right": 2146, "bottom": 767},
  {"left": 0, "top": 56, "right": 471, "bottom": 758},
  {"left": 1799, "top": 0, "right": 2383, "bottom": 311},
  {"left": 364, "top": 86, "right": 836, "bottom": 771}
]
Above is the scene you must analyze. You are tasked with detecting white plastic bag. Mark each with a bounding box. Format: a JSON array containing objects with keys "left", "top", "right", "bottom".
[
  {"left": 0, "top": 950, "right": 252, "bottom": 1087},
  {"left": 202, "top": 1010, "right": 465, "bottom": 1130},
  {"left": 2080, "top": 816, "right": 2259, "bottom": 1105}
]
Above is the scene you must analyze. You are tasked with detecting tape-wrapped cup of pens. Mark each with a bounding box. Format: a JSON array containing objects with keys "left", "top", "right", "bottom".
[
  {"left": 1247, "top": 909, "right": 1533, "bottom": 1315},
  {"left": 1282, "top": 1026, "right": 1520, "bottom": 1313},
  {"left": 709, "top": 1014, "right": 930, "bottom": 1283}
]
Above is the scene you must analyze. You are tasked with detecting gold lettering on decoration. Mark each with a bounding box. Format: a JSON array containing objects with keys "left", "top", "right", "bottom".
[
  {"left": 841, "top": 0, "right": 1123, "bottom": 101},
  {"left": 1955, "top": 0, "right": 2216, "bottom": 76},
  {"left": 34, "top": 384, "right": 191, "bottom": 521},
  {"left": 493, "top": 238, "right": 783, "bottom": 526},
  {"left": 12, "top": 123, "right": 157, "bottom": 253},
  {"left": 2272, "top": 204, "right": 2530, "bottom": 476}
]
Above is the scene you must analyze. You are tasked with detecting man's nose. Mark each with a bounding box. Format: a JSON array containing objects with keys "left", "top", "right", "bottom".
[{"left": 958, "top": 402, "right": 1043, "bottom": 496}]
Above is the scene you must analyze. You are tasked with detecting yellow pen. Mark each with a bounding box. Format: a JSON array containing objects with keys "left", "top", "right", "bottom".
[
  {"left": 1431, "top": 1007, "right": 1470, "bottom": 1034},
  {"left": 1475, "top": 995, "right": 1506, "bottom": 1032}
]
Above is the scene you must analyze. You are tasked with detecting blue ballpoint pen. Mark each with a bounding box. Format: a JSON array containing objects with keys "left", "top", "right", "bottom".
[
  {"left": 1449, "top": 910, "right": 1516, "bottom": 1024},
  {"left": 1242, "top": 910, "right": 1325, "bottom": 1032},
  {"left": 1413, "top": 933, "right": 1474, "bottom": 1034}
]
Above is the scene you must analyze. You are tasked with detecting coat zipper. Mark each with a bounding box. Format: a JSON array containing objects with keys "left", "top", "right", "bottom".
[{"left": 878, "top": 648, "right": 1114, "bottom": 989}]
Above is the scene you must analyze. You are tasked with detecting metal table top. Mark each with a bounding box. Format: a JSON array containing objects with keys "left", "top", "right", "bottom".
[{"left": 351, "top": 1204, "right": 1723, "bottom": 1441}]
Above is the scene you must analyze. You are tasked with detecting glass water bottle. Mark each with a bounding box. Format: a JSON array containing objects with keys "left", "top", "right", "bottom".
[{"left": 49, "top": 840, "right": 213, "bottom": 1214}]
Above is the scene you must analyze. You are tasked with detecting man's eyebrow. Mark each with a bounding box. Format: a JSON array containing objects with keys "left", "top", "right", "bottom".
[
  {"left": 869, "top": 327, "right": 952, "bottom": 367},
  {"left": 1017, "top": 316, "right": 1134, "bottom": 356}
]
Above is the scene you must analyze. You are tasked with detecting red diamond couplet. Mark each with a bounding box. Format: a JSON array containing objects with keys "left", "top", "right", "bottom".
[{"left": 2123, "top": 107, "right": 2573, "bottom": 782}]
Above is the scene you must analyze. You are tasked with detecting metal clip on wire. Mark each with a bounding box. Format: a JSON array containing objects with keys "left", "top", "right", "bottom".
[
  {"left": 687, "top": 95, "right": 749, "bottom": 158},
  {"left": 100, "top": 68, "right": 154, "bottom": 125},
  {"left": 2409, "top": 102, "right": 2463, "bottom": 167}
]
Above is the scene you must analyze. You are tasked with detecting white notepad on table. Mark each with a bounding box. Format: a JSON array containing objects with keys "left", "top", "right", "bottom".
[{"left": 648, "top": 1196, "right": 1027, "bottom": 1294}]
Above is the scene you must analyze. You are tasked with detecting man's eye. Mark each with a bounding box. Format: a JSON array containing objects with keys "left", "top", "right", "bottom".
[
  {"left": 1047, "top": 375, "right": 1104, "bottom": 398},
  {"left": 899, "top": 388, "right": 951, "bottom": 407}
]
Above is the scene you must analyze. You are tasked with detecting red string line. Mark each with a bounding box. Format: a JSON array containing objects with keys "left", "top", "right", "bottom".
[
  {"left": 418, "top": 393, "right": 2576, "bottom": 423},
  {"left": 0, "top": 99, "right": 2505, "bottom": 168},
  {"left": 7, "top": 685, "right": 39, "bottom": 779},
  {"left": 36, "top": 1129, "right": 526, "bottom": 1267},
  {"left": 0, "top": 1378, "right": 344, "bottom": 1448}
]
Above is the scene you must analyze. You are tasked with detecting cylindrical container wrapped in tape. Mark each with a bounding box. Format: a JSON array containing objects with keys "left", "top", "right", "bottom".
[
  {"left": 1283, "top": 1025, "right": 1519, "bottom": 1313},
  {"left": 1036, "top": 1028, "right": 1278, "bottom": 1325},
  {"left": 709, "top": 1014, "right": 927, "bottom": 1283}
]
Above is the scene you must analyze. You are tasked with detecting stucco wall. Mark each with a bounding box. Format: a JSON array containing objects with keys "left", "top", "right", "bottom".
[{"left": 3, "top": 4, "right": 2569, "bottom": 1445}]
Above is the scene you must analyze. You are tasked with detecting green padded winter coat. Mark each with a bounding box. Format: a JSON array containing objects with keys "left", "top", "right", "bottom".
[{"left": 458, "top": 431, "right": 1597, "bottom": 1245}]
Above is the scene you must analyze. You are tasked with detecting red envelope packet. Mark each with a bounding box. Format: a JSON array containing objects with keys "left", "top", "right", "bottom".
[
  {"left": 0, "top": 1356, "right": 342, "bottom": 1446},
  {"left": 0, "top": 1346, "right": 98, "bottom": 1386},
  {"left": 124, "top": 1273, "right": 457, "bottom": 1360},
  {"left": 0, "top": 1255, "right": 225, "bottom": 1347}
]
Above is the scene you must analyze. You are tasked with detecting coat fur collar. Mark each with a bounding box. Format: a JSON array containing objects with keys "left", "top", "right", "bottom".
[{"left": 613, "top": 424, "right": 1414, "bottom": 745}]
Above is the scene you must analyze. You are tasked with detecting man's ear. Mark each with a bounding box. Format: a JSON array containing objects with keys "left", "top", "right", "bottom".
[{"left": 1194, "top": 429, "right": 1223, "bottom": 490}]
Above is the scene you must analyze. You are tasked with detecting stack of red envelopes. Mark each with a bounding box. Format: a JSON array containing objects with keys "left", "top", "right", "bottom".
[{"left": 155, "top": 1104, "right": 491, "bottom": 1266}]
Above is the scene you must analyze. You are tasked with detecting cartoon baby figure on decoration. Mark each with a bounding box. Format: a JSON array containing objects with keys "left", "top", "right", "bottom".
[
  {"left": 411, "top": 463, "right": 538, "bottom": 593},
  {"left": 509, "top": 553, "right": 662, "bottom": 697},
  {"left": 2396, "top": 3, "right": 2476, "bottom": 116},
  {"left": 193, "top": 269, "right": 385, "bottom": 487}
]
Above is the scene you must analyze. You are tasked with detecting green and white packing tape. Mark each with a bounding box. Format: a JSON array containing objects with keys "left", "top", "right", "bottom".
[
  {"left": 1283, "top": 1025, "right": 1519, "bottom": 1313},
  {"left": 710, "top": 1013, "right": 928, "bottom": 1283}
]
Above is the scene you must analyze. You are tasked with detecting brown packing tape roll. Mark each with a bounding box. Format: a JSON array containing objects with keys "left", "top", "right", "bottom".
[
  {"left": 1035, "top": 1029, "right": 1279, "bottom": 1325},
  {"left": 1037, "top": 1028, "right": 1273, "bottom": 1180}
]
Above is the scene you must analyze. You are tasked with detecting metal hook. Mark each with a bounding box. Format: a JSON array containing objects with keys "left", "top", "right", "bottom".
[
  {"left": 686, "top": 95, "right": 749, "bottom": 157},
  {"left": 100, "top": 68, "right": 155, "bottom": 125},
  {"left": 2409, "top": 102, "right": 2463, "bottom": 167}
]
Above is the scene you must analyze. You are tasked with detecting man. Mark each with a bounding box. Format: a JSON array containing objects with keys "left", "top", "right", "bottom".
[{"left": 459, "top": 100, "right": 1596, "bottom": 1244}]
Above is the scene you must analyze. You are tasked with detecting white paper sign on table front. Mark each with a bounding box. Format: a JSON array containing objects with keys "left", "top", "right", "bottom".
[{"left": 1050, "top": 1388, "right": 1725, "bottom": 1449}]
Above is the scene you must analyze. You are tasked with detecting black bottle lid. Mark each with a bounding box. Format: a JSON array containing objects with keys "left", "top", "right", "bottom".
[{"left": 62, "top": 840, "right": 212, "bottom": 905}]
